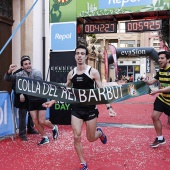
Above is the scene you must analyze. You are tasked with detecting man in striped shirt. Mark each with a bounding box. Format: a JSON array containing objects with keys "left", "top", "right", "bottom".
[{"left": 144, "top": 50, "right": 170, "bottom": 148}]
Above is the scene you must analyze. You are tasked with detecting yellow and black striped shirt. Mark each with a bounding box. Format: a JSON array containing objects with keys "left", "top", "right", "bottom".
[{"left": 154, "top": 66, "right": 170, "bottom": 106}]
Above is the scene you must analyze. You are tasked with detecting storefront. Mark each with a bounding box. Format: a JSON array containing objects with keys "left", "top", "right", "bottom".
[{"left": 118, "top": 65, "right": 140, "bottom": 81}]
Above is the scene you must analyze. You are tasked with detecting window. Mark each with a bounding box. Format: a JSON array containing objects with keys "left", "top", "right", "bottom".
[
  {"left": 134, "top": 65, "right": 140, "bottom": 73},
  {"left": 119, "top": 22, "right": 125, "bottom": 33},
  {"left": 109, "top": 39, "right": 118, "bottom": 48},
  {"left": 120, "top": 40, "right": 135, "bottom": 47},
  {"left": 0, "top": 0, "right": 12, "bottom": 19},
  {"left": 153, "top": 43, "right": 160, "bottom": 46},
  {"left": 137, "top": 40, "right": 140, "bottom": 47}
]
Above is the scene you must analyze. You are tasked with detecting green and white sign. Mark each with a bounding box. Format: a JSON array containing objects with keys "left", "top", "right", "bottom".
[
  {"left": 50, "top": 0, "right": 76, "bottom": 23},
  {"left": 76, "top": 0, "right": 170, "bottom": 17}
]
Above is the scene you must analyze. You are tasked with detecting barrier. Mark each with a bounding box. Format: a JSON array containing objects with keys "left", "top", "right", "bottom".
[
  {"left": 0, "top": 90, "right": 48, "bottom": 140},
  {"left": 0, "top": 91, "right": 15, "bottom": 138}
]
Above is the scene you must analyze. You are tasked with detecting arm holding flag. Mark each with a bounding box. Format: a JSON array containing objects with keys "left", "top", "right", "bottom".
[
  {"left": 143, "top": 78, "right": 157, "bottom": 86},
  {"left": 143, "top": 78, "right": 158, "bottom": 95},
  {"left": 150, "top": 86, "right": 170, "bottom": 95}
]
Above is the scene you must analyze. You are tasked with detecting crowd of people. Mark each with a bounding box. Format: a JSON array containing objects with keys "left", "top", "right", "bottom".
[{"left": 3, "top": 46, "right": 170, "bottom": 170}]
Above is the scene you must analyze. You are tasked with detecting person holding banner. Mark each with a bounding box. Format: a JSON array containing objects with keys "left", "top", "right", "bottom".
[
  {"left": 43, "top": 45, "right": 116, "bottom": 170},
  {"left": 4, "top": 56, "right": 58, "bottom": 145},
  {"left": 144, "top": 50, "right": 170, "bottom": 148},
  {"left": 151, "top": 87, "right": 170, "bottom": 125},
  {"left": 12, "top": 57, "right": 39, "bottom": 141}
]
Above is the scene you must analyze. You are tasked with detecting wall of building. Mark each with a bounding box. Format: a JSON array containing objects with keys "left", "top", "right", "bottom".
[
  {"left": 12, "top": 0, "right": 21, "bottom": 67},
  {"left": 11, "top": 1, "right": 162, "bottom": 83},
  {"left": 94, "top": 21, "right": 160, "bottom": 82},
  {"left": 12, "top": 0, "right": 50, "bottom": 79}
]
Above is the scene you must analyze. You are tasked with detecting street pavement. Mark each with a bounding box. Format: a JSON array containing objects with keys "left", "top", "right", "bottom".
[{"left": 0, "top": 92, "right": 170, "bottom": 170}]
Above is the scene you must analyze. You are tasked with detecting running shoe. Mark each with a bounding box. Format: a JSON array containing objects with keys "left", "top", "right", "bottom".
[
  {"left": 38, "top": 137, "right": 49, "bottom": 146},
  {"left": 52, "top": 125, "right": 59, "bottom": 140},
  {"left": 79, "top": 163, "right": 88, "bottom": 170},
  {"left": 97, "top": 127, "right": 107, "bottom": 144},
  {"left": 150, "top": 137, "right": 166, "bottom": 148}
]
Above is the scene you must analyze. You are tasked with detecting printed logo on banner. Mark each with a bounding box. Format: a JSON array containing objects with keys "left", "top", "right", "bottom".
[
  {"left": 50, "top": 22, "right": 76, "bottom": 51},
  {"left": 128, "top": 84, "right": 138, "bottom": 96},
  {"left": 99, "top": 0, "right": 152, "bottom": 9}
]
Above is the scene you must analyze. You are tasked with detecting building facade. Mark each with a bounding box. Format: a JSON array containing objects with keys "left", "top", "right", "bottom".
[
  {"left": 0, "top": 0, "right": 169, "bottom": 91},
  {"left": 95, "top": 21, "right": 161, "bottom": 82},
  {"left": 0, "top": 0, "right": 50, "bottom": 92}
]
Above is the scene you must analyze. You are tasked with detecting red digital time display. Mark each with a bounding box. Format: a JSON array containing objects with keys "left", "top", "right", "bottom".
[
  {"left": 125, "top": 20, "right": 162, "bottom": 32},
  {"left": 83, "top": 23, "right": 117, "bottom": 34}
]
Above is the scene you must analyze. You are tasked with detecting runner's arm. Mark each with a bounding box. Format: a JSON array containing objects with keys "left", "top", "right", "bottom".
[{"left": 92, "top": 68, "right": 116, "bottom": 117}]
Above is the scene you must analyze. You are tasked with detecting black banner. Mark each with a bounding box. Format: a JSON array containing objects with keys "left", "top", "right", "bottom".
[
  {"left": 50, "top": 51, "right": 76, "bottom": 83},
  {"left": 49, "top": 51, "right": 76, "bottom": 125},
  {"left": 16, "top": 77, "right": 151, "bottom": 104}
]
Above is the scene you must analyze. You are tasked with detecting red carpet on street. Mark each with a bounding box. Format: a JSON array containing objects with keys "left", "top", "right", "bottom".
[{"left": 0, "top": 94, "right": 170, "bottom": 170}]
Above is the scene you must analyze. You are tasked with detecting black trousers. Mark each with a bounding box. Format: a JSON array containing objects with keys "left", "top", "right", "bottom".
[{"left": 19, "top": 108, "right": 34, "bottom": 137}]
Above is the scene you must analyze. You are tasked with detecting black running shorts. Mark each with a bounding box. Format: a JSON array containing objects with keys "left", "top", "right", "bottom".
[
  {"left": 71, "top": 109, "right": 99, "bottom": 121},
  {"left": 154, "top": 97, "right": 170, "bottom": 116},
  {"left": 28, "top": 98, "right": 47, "bottom": 111}
]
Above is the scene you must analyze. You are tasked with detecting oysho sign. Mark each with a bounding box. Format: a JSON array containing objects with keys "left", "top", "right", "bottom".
[
  {"left": 99, "top": 0, "right": 152, "bottom": 9},
  {"left": 50, "top": 22, "right": 76, "bottom": 51}
]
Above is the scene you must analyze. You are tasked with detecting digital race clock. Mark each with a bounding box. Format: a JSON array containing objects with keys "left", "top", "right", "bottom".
[
  {"left": 125, "top": 20, "right": 162, "bottom": 32},
  {"left": 83, "top": 23, "right": 117, "bottom": 34}
]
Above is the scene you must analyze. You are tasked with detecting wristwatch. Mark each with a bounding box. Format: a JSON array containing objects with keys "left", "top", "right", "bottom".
[{"left": 107, "top": 106, "right": 112, "bottom": 110}]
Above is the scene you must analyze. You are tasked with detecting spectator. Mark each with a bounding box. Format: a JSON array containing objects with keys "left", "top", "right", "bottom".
[
  {"left": 145, "top": 51, "right": 170, "bottom": 148},
  {"left": 11, "top": 56, "right": 39, "bottom": 141},
  {"left": 4, "top": 56, "right": 59, "bottom": 145},
  {"left": 129, "top": 75, "right": 134, "bottom": 82}
]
